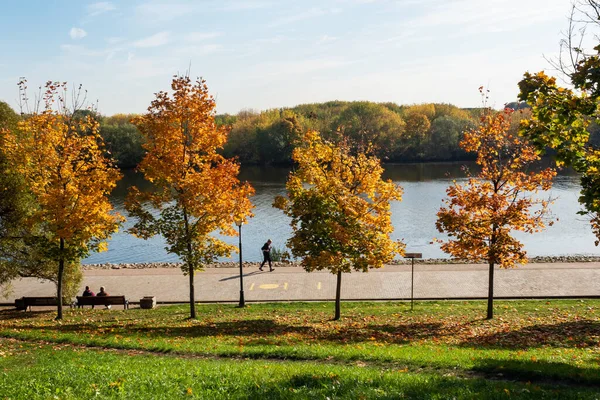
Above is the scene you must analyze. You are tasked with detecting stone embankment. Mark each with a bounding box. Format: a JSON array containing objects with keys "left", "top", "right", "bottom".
[{"left": 81, "top": 255, "right": 600, "bottom": 270}]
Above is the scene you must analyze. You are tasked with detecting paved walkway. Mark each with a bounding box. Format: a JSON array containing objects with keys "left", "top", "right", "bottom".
[{"left": 3, "top": 263, "right": 599, "bottom": 305}]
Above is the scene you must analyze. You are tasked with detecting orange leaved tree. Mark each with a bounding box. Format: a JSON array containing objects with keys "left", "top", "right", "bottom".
[
  {"left": 1, "top": 80, "right": 123, "bottom": 319},
  {"left": 436, "top": 107, "right": 556, "bottom": 319},
  {"left": 126, "top": 75, "right": 254, "bottom": 319},
  {"left": 274, "top": 130, "right": 404, "bottom": 320}
]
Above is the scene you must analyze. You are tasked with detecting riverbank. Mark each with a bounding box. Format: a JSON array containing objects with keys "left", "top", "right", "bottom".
[{"left": 81, "top": 255, "right": 600, "bottom": 270}]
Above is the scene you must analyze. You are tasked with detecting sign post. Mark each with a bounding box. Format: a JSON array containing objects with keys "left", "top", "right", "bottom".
[{"left": 404, "top": 252, "right": 422, "bottom": 310}]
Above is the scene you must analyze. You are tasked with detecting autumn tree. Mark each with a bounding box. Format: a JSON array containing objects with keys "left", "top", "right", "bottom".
[
  {"left": 0, "top": 135, "right": 79, "bottom": 298},
  {"left": 99, "top": 114, "right": 144, "bottom": 168},
  {"left": 222, "top": 110, "right": 260, "bottom": 164},
  {"left": 126, "top": 75, "right": 254, "bottom": 319},
  {"left": 256, "top": 113, "right": 304, "bottom": 165},
  {"left": 274, "top": 130, "right": 404, "bottom": 320},
  {"left": 331, "top": 102, "right": 406, "bottom": 159},
  {"left": 436, "top": 106, "right": 555, "bottom": 319},
  {"left": 0, "top": 101, "right": 19, "bottom": 130},
  {"left": 1, "top": 80, "right": 123, "bottom": 319},
  {"left": 518, "top": 1, "right": 600, "bottom": 244}
]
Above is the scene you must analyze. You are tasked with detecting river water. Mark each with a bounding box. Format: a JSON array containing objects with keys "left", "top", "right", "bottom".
[{"left": 83, "top": 162, "right": 600, "bottom": 264}]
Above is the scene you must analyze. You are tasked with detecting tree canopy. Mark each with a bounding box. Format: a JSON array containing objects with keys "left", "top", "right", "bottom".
[
  {"left": 274, "top": 130, "right": 404, "bottom": 320},
  {"left": 437, "top": 107, "right": 555, "bottom": 319},
  {"left": 126, "top": 75, "right": 254, "bottom": 319},
  {"left": 0, "top": 81, "right": 123, "bottom": 319},
  {"left": 518, "top": 0, "right": 600, "bottom": 244}
]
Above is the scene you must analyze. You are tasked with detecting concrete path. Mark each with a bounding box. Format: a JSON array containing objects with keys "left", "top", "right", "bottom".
[{"left": 3, "top": 263, "right": 599, "bottom": 305}]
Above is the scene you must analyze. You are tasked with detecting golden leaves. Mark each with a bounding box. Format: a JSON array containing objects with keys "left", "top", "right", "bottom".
[
  {"left": 437, "top": 109, "right": 556, "bottom": 269},
  {"left": 276, "top": 130, "right": 404, "bottom": 273},
  {"left": 1, "top": 81, "right": 122, "bottom": 254},
  {"left": 126, "top": 75, "right": 254, "bottom": 267}
]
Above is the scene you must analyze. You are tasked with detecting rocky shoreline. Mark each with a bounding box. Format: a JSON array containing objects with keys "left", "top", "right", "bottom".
[{"left": 81, "top": 255, "right": 600, "bottom": 270}]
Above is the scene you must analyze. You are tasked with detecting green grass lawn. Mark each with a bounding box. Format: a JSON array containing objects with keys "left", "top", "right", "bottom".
[{"left": 0, "top": 300, "right": 599, "bottom": 399}]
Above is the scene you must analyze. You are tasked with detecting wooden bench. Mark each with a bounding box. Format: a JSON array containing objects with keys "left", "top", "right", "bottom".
[
  {"left": 76, "top": 295, "right": 129, "bottom": 310},
  {"left": 14, "top": 297, "right": 71, "bottom": 311}
]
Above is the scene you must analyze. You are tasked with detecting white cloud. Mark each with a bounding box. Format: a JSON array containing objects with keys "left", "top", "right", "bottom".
[
  {"left": 255, "top": 35, "right": 287, "bottom": 44},
  {"left": 406, "top": 0, "right": 565, "bottom": 34},
  {"left": 250, "top": 58, "right": 354, "bottom": 79},
  {"left": 136, "top": 2, "right": 196, "bottom": 22},
  {"left": 136, "top": 0, "right": 273, "bottom": 22},
  {"left": 268, "top": 7, "right": 342, "bottom": 28},
  {"left": 317, "top": 35, "right": 337, "bottom": 45},
  {"left": 185, "top": 32, "right": 221, "bottom": 42},
  {"left": 219, "top": 0, "right": 274, "bottom": 11},
  {"left": 133, "top": 32, "right": 170, "bottom": 48},
  {"left": 69, "top": 27, "right": 87, "bottom": 40},
  {"left": 87, "top": 2, "right": 116, "bottom": 16},
  {"left": 122, "top": 56, "right": 174, "bottom": 79},
  {"left": 175, "top": 44, "right": 223, "bottom": 55},
  {"left": 106, "top": 37, "right": 124, "bottom": 44}
]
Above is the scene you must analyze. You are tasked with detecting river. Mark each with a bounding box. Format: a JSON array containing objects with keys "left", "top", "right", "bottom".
[{"left": 82, "top": 162, "right": 600, "bottom": 264}]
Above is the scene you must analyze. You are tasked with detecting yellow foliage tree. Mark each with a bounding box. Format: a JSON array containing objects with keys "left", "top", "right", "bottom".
[
  {"left": 436, "top": 107, "right": 556, "bottom": 319},
  {"left": 126, "top": 76, "right": 254, "bottom": 319},
  {"left": 274, "top": 131, "right": 404, "bottom": 320},
  {"left": 1, "top": 80, "right": 123, "bottom": 319}
]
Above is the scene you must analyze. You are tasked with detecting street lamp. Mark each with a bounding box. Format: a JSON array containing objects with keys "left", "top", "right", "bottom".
[
  {"left": 404, "top": 252, "right": 422, "bottom": 311},
  {"left": 235, "top": 219, "right": 245, "bottom": 308}
]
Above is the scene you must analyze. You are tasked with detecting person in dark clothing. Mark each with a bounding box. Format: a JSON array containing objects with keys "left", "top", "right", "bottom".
[
  {"left": 97, "top": 286, "right": 111, "bottom": 309},
  {"left": 259, "top": 239, "right": 273, "bottom": 272},
  {"left": 82, "top": 286, "right": 95, "bottom": 297}
]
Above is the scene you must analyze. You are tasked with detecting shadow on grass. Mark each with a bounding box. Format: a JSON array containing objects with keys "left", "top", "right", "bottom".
[
  {"left": 0, "top": 309, "right": 53, "bottom": 320},
  {"left": 12, "top": 318, "right": 447, "bottom": 345},
  {"left": 472, "top": 357, "right": 600, "bottom": 387},
  {"left": 235, "top": 371, "right": 597, "bottom": 399},
  {"left": 460, "top": 320, "right": 600, "bottom": 349},
  {"left": 5, "top": 312, "right": 598, "bottom": 349}
]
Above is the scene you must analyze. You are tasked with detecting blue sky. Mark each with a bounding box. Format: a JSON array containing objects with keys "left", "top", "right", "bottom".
[{"left": 0, "top": 0, "right": 569, "bottom": 116}]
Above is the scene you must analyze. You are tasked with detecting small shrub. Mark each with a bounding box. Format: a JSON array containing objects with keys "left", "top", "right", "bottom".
[{"left": 270, "top": 246, "right": 291, "bottom": 262}]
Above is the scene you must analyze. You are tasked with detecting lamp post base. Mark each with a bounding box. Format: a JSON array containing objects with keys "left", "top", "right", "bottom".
[{"left": 238, "top": 290, "right": 245, "bottom": 308}]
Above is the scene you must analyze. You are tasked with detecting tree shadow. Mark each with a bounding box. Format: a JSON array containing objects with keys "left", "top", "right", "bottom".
[
  {"left": 0, "top": 309, "right": 53, "bottom": 320},
  {"left": 219, "top": 271, "right": 263, "bottom": 282},
  {"left": 459, "top": 320, "right": 600, "bottom": 350},
  {"left": 13, "top": 318, "right": 447, "bottom": 345},
  {"left": 472, "top": 357, "right": 600, "bottom": 387},
  {"left": 233, "top": 368, "right": 598, "bottom": 399}
]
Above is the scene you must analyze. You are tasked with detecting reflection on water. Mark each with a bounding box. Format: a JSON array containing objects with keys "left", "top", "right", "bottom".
[{"left": 83, "top": 162, "right": 598, "bottom": 264}]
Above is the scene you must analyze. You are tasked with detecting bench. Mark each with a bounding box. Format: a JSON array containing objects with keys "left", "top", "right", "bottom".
[
  {"left": 14, "top": 297, "right": 71, "bottom": 311},
  {"left": 76, "top": 295, "right": 129, "bottom": 310}
]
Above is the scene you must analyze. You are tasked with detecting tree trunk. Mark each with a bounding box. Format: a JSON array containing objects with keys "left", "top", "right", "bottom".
[
  {"left": 183, "top": 209, "right": 196, "bottom": 319},
  {"left": 56, "top": 238, "right": 65, "bottom": 320},
  {"left": 188, "top": 260, "right": 196, "bottom": 319},
  {"left": 334, "top": 271, "right": 342, "bottom": 321},
  {"left": 487, "top": 226, "right": 497, "bottom": 320},
  {"left": 487, "top": 261, "right": 494, "bottom": 320}
]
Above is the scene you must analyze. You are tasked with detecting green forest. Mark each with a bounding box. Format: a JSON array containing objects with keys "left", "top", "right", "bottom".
[{"left": 2, "top": 99, "right": 533, "bottom": 168}]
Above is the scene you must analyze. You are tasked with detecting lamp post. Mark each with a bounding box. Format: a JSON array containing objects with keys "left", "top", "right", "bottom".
[
  {"left": 235, "top": 219, "right": 245, "bottom": 308},
  {"left": 404, "top": 252, "right": 422, "bottom": 311}
]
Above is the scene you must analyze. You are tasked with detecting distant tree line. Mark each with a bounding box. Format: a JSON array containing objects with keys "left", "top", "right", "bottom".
[
  {"left": 220, "top": 102, "right": 481, "bottom": 166},
  {"left": 2, "top": 99, "right": 542, "bottom": 169}
]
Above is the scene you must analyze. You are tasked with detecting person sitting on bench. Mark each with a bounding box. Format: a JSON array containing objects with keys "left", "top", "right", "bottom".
[
  {"left": 82, "top": 286, "right": 95, "bottom": 297},
  {"left": 97, "top": 286, "right": 111, "bottom": 308}
]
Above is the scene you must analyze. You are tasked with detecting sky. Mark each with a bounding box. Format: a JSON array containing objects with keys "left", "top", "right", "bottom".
[{"left": 0, "top": 0, "right": 571, "bottom": 116}]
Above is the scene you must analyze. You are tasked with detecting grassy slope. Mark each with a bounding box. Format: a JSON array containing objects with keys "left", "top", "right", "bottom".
[{"left": 0, "top": 300, "right": 598, "bottom": 399}]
